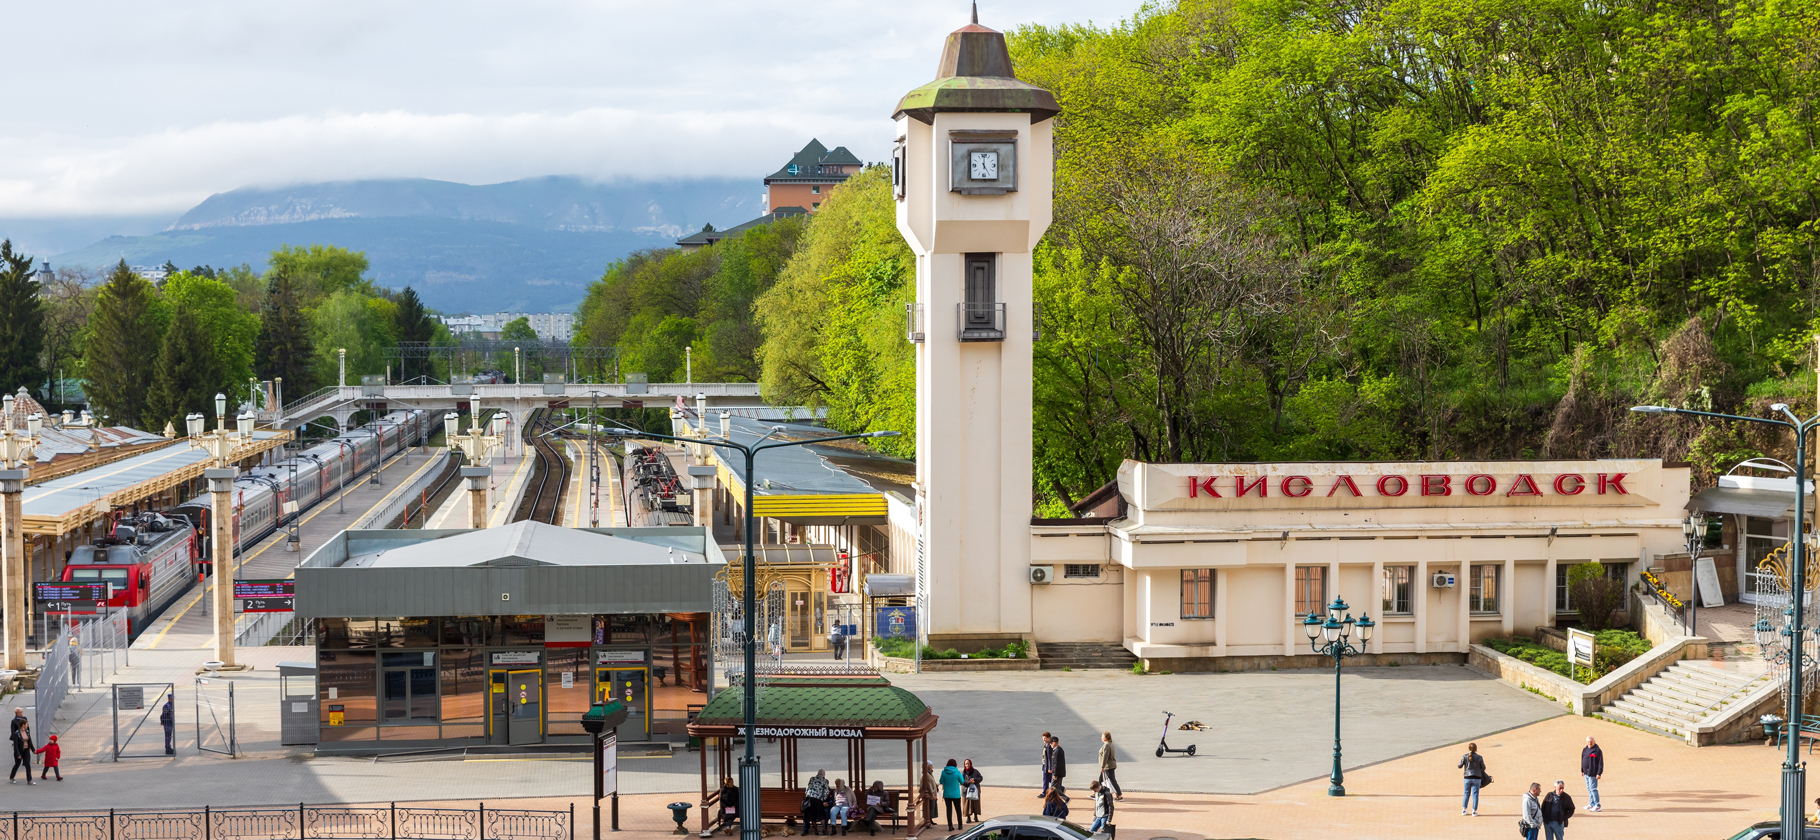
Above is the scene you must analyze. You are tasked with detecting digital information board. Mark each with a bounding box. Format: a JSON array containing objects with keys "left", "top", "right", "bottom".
[
  {"left": 235, "top": 579, "right": 295, "bottom": 613},
  {"left": 34, "top": 581, "right": 110, "bottom": 605}
]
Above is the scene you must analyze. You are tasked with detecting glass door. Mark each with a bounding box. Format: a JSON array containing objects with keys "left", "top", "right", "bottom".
[
  {"left": 507, "top": 669, "right": 543, "bottom": 745},
  {"left": 787, "top": 584, "right": 811, "bottom": 650}
]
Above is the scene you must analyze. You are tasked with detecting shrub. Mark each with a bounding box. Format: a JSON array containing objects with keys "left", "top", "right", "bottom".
[
  {"left": 1485, "top": 630, "right": 1653, "bottom": 684},
  {"left": 1568, "top": 562, "right": 1625, "bottom": 630}
]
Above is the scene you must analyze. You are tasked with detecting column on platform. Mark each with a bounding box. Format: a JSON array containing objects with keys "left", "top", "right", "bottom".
[{"left": 207, "top": 467, "right": 238, "bottom": 667}]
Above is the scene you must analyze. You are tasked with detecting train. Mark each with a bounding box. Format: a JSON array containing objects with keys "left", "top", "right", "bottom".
[{"left": 54, "top": 409, "right": 433, "bottom": 638}]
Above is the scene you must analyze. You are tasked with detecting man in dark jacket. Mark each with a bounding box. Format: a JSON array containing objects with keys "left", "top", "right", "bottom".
[
  {"left": 1542, "top": 779, "right": 1575, "bottom": 839},
  {"left": 1039, "top": 733, "right": 1054, "bottom": 798},
  {"left": 1050, "top": 736, "right": 1067, "bottom": 790},
  {"left": 161, "top": 696, "right": 176, "bottom": 755},
  {"left": 9, "top": 707, "right": 34, "bottom": 785},
  {"left": 1580, "top": 736, "right": 1604, "bottom": 812}
]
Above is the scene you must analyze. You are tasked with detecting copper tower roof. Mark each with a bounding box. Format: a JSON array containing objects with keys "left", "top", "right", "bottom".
[{"left": 892, "top": 3, "right": 1060, "bottom": 124}]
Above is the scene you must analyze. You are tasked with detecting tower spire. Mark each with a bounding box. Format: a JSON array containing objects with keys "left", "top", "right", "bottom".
[{"left": 971, "top": 1, "right": 978, "bottom": 24}]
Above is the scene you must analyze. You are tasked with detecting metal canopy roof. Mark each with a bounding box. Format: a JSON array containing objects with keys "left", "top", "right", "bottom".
[
  {"left": 296, "top": 523, "right": 725, "bottom": 618},
  {"left": 1689, "top": 486, "right": 1806, "bottom": 519},
  {"left": 706, "top": 416, "right": 912, "bottom": 522},
  {"left": 19, "top": 430, "right": 290, "bottom": 536}
]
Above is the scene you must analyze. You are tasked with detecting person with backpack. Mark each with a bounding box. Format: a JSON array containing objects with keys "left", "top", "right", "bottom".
[
  {"left": 1457, "top": 741, "right": 1488, "bottom": 816},
  {"left": 35, "top": 734, "right": 61, "bottom": 781}
]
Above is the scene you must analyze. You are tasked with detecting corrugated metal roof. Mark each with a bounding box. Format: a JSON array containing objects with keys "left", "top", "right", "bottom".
[
  {"left": 21, "top": 430, "right": 285, "bottom": 517},
  {"left": 343, "top": 520, "right": 712, "bottom": 568}
]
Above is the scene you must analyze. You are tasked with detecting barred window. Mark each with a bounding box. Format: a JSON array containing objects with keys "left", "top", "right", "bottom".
[
  {"left": 1382, "top": 565, "right": 1414, "bottom": 615},
  {"left": 1295, "top": 566, "right": 1328, "bottom": 617},
  {"left": 1063, "top": 564, "right": 1101, "bottom": 579},
  {"left": 1181, "top": 569, "right": 1213, "bottom": 619},
  {"left": 1470, "top": 565, "right": 1500, "bottom": 614}
]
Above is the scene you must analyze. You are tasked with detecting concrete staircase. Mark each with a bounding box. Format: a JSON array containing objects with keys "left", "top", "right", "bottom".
[
  {"left": 1040, "top": 642, "right": 1140, "bottom": 670},
  {"left": 1594, "top": 662, "right": 1771, "bottom": 740}
]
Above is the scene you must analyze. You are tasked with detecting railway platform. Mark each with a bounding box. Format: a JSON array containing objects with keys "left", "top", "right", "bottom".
[
  {"left": 421, "top": 441, "right": 536, "bottom": 529},
  {"left": 132, "top": 445, "right": 448, "bottom": 652}
]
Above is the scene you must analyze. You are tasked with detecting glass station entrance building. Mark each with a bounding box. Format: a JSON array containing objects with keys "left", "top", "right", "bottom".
[{"left": 296, "top": 521, "right": 722, "bottom": 753}]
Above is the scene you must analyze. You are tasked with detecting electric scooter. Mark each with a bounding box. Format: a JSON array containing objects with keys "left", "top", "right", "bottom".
[{"left": 1155, "top": 711, "right": 1196, "bottom": 757}]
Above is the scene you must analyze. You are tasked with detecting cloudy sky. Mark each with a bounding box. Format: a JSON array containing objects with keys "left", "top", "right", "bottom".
[{"left": 0, "top": 0, "right": 1138, "bottom": 220}]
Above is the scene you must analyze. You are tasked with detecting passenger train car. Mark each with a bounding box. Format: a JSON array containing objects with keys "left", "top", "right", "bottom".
[{"left": 57, "top": 409, "right": 431, "bottom": 638}]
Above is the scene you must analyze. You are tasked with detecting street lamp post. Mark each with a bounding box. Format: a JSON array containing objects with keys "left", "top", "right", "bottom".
[
  {"left": 0, "top": 397, "right": 43, "bottom": 671},
  {"left": 1302, "top": 598, "right": 1374, "bottom": 797},
  {"left": 187, "top": 394, "right": 257, "bottom": 668},
  {"left": 1633, "top": 402, "right": 1812, "bottom": 836},
  {"left": 1684, "top": 513, "right": 1706, "bottom": 638},
  {"left": 596, "top": 420, "right": 898, "bottom": 840}
]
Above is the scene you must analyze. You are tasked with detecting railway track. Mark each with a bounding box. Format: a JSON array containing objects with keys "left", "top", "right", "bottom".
[{"left": 513, "top": 409, "right": 573, "bottom": 524}]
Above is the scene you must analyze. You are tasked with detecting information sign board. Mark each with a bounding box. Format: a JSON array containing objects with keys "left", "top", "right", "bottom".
[
  {"left": 1567, "top": 628, "right": 1596, "bottom": 678},
  {"left": 603, "top": 734, "right": 618, "bottom": 795},
  {"left": 116, "top": 686, "right": 145, "bottom": 710},
  {"left": 34, "top": 581, "right": 110, "bottom": 603},
  {"left": 234, "top": 580, "right": 295, "bottom": 598}
]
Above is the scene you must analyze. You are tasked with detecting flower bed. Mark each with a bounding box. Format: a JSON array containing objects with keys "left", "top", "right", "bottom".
[
  {"left": 871, "top": 637, "right": 1029, "bottom": 660},
  {"left": 1483, "top": 630, "right": 1652, "bottom": 684},
  {"left": 1640, "top": 570, "right": 1686, "bottom": 609}
]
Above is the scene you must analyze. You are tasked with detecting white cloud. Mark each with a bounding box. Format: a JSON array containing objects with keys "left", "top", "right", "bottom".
[{"left": 0, "top": 0, "right": 1139, "bottom": 217}]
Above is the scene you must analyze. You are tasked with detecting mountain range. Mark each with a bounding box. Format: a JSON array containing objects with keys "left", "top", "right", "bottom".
[{"left": 11, "top": 176, "right": 761, "bottom": 313}]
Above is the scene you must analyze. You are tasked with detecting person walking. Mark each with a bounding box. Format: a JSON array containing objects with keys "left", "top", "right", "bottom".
[
  {"left": 1580, "top": 736, "right": 1604, "bottom": 812},
  {"left": 1520, "top": 783, "right": 1545, "bottom": 840},
  {"left": 961, "top": 759, "right": 983, "bottom": 823},
  {"left": 1097, "top": 731, "right": 1122, "bottom": 801},
  {"left": 1457, "top": 742, "right": 1487, "bottom": 816},
  {"left": 1039, "top": 732, "right": 1055, "bottom": 798},
  {"left": 9, "top": 708, "right": 34, "bottom": 785},
  {"left": 940, "top": 759, "right": 964, "bottom": 831},
  {"left": 1050, "top": 735, "right": 1068, "bottom": 793},
  {"left": 830, "top": 626, "right": 845, "bottom": 661},
  {"left": 68, "top": 644, "right": 82, "bottom": 687},
  {"left": 35, "top": 734, "right": 61, "bottom": 782},
  {"left": 1541, "top": 779, "right": 1576, "bottom": 839},
  {"left": 1088, "top": 780, "right": 1113, "bottom": 834},
  {"left": 160, "top": 695, "right": 176, "bottom": 755},
  {"left": 830, "top": 779, "right": 853, "bottom": 835}
]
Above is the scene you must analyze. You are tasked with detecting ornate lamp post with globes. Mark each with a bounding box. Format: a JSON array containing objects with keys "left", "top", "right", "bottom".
[
  {"left": 1631, "top": 400, "right": 1812, "bottom": 838},
  {"left": 1303, "top": 597, "right": 1374, "bottom": 797},
  {"left": 0, "top": 395, "right": 43, "bottom": 670},
  {"left": 446, "top": 411, "right": 506, "bottom": 529},
  {"left": 186, "top": 393, "right": 257, "bottom": 668}
]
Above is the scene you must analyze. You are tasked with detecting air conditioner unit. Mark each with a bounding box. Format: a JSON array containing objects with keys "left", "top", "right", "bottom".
[
  {"left": 1029, "top": 566, "right": 1055, "bottom": 585},
  {"left": 1432, "top": 572, "right": 1457, "bottom": 588}
]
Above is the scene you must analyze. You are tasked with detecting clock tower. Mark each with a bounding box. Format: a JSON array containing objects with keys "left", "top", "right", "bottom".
[{"left": 893, "top": 7, "right": 1057, "bottom": 648}]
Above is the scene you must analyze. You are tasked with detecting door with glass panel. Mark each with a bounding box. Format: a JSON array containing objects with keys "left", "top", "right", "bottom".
[{"left": 380, "top": 652, "right": 437, "bottom": 729}]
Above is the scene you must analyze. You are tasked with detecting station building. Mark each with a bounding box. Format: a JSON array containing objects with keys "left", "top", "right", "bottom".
[{"left": 295, "top": 520, "right": 721, "bottom": 752}]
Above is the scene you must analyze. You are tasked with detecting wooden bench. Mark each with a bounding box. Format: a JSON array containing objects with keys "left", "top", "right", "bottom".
[{"left": 704, "top": 789, "right": 904, "bottom": 835}]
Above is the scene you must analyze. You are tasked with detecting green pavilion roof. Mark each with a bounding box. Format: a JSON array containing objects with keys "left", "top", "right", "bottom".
[{"left": 692, "top": 680, "right": 932, "bottom": 729}]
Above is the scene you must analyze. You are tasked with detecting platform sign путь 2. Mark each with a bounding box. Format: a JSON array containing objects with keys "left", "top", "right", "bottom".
[{"left": 234, "top": 579, "right": 295, "bottom": 613}]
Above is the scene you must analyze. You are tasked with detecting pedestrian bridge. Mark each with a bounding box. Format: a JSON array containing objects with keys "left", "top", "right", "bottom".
[{"left": 260, "top": 382, "right": 807, "bottom": 435}]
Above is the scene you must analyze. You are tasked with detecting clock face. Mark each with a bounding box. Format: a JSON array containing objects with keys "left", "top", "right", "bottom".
[{"left": 970, "top": 151, "right": 999, "bottom": 181}]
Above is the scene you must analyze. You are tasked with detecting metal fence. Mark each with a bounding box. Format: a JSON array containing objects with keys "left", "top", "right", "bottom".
[
  {"left": 32, "top": 635, "right": 72, "bottom": 738},
  {"left": 0, "top": 803, "right": 572, "bottom": 840}
]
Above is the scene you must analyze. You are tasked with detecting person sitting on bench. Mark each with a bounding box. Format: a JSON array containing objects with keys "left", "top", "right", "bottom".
[
  {"left": 862, "top": 781, "right": 895, "bottom": 836},
  {"left": 803, "top": 770, "right": 832, "bottom": 835}
]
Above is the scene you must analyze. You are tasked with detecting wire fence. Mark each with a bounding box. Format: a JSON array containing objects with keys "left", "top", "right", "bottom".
[{"left": 0, "top": 803, "right": 572, "bottom": 840}]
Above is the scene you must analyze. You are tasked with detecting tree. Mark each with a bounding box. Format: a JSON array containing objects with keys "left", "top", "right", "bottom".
[
  {"left": 146, "top": 305, "right": 223, "bottom": 434},
  {"left": 311, "top": 289, "right": 392, "bottom": 385},
  {"left": 498, "top": 317, "right": 542, "bottom": 382},
  {"left": 0, "top": 240, "right": 45, "bottom": 398},
  {"left": 84, "top": 261, "right": 165, "bottom": 428},
  {"left": 163, "top": 271, "right": 260, "bottom": 395},
  {"left": 392, "top": 287, "right": 436, "bottom": 382},
  {"left": 256, "top": 270, "right": 316, "bottom": 397},
  {"left": 40, "top": 266, "right": 98, "bottom": 405},
  {"left": 268, "top": 244, "right": 373, "bottom": 301}
]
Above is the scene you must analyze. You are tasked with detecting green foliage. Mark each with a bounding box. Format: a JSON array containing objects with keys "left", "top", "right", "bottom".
[
  {"left": 1485, "top": 630, "right": 1652, "bottom": 684},
  {"left": 1567, "top": 563, "right": 1627, "bottom": 631},
  {"left": 499, "top": 317, "right": 537, "bottom": 342},
  {"left": 268, "top": 244, "right": 374, "bottom": 301},
  {"left": 989, "top": 0, "right": 1820, "bottom": 507},
  {"left": 0, "top": 240, "right": 45, "bottom": 397},
  {"left": 83, "top": 261, "right": 167, "bottom": 427},
  {"left": 573, "top": 217, "right": 805, "bottom": 384},
  {"left": 146, "top": 305, "right": 224, "bottom": 434},
  {"left": 311, "top": 289, "right": 394, "bottom": 385},
  {"left": 392, "top": 287, "right": 437, "bottom": 381},
  {"left": 256, "top": 270, "right": 316, "bottom": 395},
  {"left": 755, "top": 168, "right": 915, "bottom": 457},
  {"left": 162, "top": 271, "right": 260, "bottom": 395}
]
